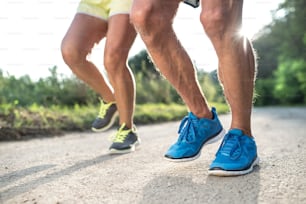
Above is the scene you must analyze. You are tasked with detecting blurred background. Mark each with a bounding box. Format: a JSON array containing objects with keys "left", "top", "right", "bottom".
[{"left": 0, "top": 0, "right": 305, "bottom": 139}]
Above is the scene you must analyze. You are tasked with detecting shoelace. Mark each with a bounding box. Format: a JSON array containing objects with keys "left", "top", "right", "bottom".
[
  {"left": 110, "top": 124, "right": 131, "bottom": 143},
  {"left": 178, "top": 116, "right": 196, "bottom": 143},
  {"left": 217, "top": 133, "right": 242, "bottom": 160},
  {"left": 98, "top": 99, "right": 112, "bottom": 118}
]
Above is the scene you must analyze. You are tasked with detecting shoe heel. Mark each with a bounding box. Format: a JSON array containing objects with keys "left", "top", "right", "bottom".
[{"left": 206, "top": 128, "right": 225, "bottom": 145}]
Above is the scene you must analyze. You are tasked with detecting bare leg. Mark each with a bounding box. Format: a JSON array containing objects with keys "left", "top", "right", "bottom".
[
  {"left": 103, "top": 14, "right": 137, "bottom": 128},
  {"left": 131, "top": 0, "right": 212, "bottom": 119},
  {"left": 200, "top": 0, "right": 255, "bottom": 136},
  {"left": 61, "top": 14, "right": 115, "bottom": 103}
]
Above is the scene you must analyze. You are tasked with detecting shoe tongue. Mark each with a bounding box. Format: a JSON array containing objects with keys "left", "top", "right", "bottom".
[
  {"left": 228, "top": 129, "right": 243, "bottom": 136},
  {"left": 119, "top": 125, "right": 130, "bottom": 131},
  {"left": 188, "top": 112, "right": 198, "bottom": 119}
]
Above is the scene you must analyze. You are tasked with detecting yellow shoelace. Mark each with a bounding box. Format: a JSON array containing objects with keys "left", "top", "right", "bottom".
[
  {"left": 97, "top": 99, "right": 114, "bottom": 118},
  {"left": 110, "top": 124, "right": 131, "bottom": 143}
]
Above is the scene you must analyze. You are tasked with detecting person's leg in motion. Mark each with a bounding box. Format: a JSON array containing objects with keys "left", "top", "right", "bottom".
[
  {"left": 104, "top": 13, "right": 139, "bottom": 154},
  {"left": 104, "top": 14, "right": 136, "bottom": 130},
  {"left": 131, "top": 0, "right": 225, "bottom": 161},
  {"left": 199, "top": 0, "right": 259, "bottom": 176},
  {"left": 61, "top": 14, "right": 114, "bottom": 104},
  {"left": 61, "top": 13, "right": 118, "bottom": 132}
]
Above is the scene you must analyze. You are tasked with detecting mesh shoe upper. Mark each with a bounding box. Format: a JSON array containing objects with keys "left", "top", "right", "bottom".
[
  {"left": 165, "top": 107, "right": 224, "bottom": 160},
  {"left": 91, "top": 99, "right": 118, "bottom": 132},
  {"left": 109, "top": 124, "right": 140, "bottom": 153},
  {"left": 209, "top": 129, "right": 258, "bottom": 173}
]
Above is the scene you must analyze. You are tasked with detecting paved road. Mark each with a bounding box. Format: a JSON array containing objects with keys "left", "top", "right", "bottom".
[{"left": 0, "top": 107, "right": 306, "bottom": 204}]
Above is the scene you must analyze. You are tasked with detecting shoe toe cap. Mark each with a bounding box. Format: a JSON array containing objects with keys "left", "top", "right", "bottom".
[
  {"left": 165, "top": 143, "right": 196, "bottom": 159},
  {"left": 210, "top": 154, "right": 257, "bottom": 171}
]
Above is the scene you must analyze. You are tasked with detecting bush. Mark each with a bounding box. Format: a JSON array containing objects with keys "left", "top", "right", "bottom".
[{"left": 0, "top": 102, "right": 229, "bottom": 141}]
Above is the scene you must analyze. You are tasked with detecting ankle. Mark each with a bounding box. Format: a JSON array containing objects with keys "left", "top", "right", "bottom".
[
  {"left": 230, "top": 127, "right": 252, "bottom": 137},
  {"left": 192, "top": 108, "right": 213, "bottom": 119},
  {"left": 120, "top": 123, "right": 133, "bottom": 130}
]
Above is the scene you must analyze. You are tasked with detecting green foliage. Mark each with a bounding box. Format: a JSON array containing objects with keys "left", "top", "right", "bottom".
[
  {"left": 252, "top": 0, "right": 306, "bottom": 105},
  {"left": 0, "top": 50, "right": 225, "bottom": 107},
  {"left": 254, "top": 79, "right": 278, "bottom": 106},
  {"left": 0, "top": 66, "right": 97, "bottom": 106},
  {"left": 0, "top": 103, "right": 229, "bottom": 140},
  {"left": 129, "top": 50, "right": 182, "bottom": 104},
  {"left": 198, "top": 70, "right": 225, "bottom": 103},
  {"left": 133, "top": 71, "right": 182, "bottom": 104},
  {"left": 0, "top": 50, "right": 228, "bottom": 140},
  {"left": 134, "top": 103, "right": 187, "bottom": 124},
  {"left": 128, "top": 50, "right": 160, "bottom": 80},
  {"left": 274, "top": 0, "right": 306, "bottom": 59},
  {"left": 273, "top": 59, "right": 306, "bottom": 104},
  {"left": 134, "top": 102, "right": 228, "bottom": 124},
  {"left": 253, "top": 30, "right": 280, "bottom": 79},
  {"left": 128, "top": 50, "right": 223, "bottom": 105}
]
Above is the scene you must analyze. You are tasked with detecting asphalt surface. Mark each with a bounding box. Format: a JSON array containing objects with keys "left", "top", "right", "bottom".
[{"left": 0, "top": 107, "right": 306, "bottom": 204}]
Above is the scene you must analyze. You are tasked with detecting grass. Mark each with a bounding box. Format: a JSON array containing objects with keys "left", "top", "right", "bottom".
[{"left": 0, "top": 102, "right": 229, "bottom": 141}]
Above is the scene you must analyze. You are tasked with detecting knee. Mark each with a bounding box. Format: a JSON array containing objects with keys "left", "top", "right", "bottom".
[
  {"left": 131, "top": 2, "right": 174, "bottom": 47},
  {"left": 61, "top": 39, "right": 87, "bottom": 69},
  {"left": 200, "top": 8, "right": 230, "bottom": 39},
  {"left": 130, "top": 1, "right": 171, "bottom": 35},
  {"left": 130, "top": 1, "right": 153, "bottom": 31}
]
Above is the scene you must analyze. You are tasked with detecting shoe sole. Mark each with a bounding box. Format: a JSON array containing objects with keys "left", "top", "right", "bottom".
[
  {"left": 164, "top": 128, "right": 226, "bottom": 162},
  {"left": 91, "top": 111, "right": 119, "bottom": 132},
  {"left": 108, "top": 140, "right": 141, "bottom": 155},
  {"left": 208, "top": 157, "right": 260, "bottom": 177}
]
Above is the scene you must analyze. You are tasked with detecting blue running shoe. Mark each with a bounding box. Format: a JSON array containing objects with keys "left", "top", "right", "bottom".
[
  {"left": 208, "top": 129, "right": 259, "bottom": 176},
  {"left": 165, "top": 107, "right": 225, "bottom": 162}
]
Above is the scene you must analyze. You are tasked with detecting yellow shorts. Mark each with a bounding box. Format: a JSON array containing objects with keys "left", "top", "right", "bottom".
[{"left": 77, "top": 0, "right": 133, "bottom": 20}]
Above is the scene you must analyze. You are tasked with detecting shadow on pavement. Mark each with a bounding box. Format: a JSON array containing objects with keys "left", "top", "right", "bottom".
[
  {"left": 0, "top": 164, "right": 56, "bottom": 189},
  {"left": 0, "top": 154, "right": 122, "bottom": 202},
  {"left": 140, "top": 165, "right": 260, "bottom": 204}
]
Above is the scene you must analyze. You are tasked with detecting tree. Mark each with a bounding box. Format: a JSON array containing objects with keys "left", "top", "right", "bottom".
[
  {"left": 128, "top": 50, "right": 160, "bottom": 80},
  {"left": 253, "top": 0, "right": 306, "bottom": 105},
  {"left": 274, "top": 59, "right": 306, "bottom": 104}
]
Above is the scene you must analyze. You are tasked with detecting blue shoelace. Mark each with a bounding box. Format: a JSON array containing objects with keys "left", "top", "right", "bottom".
[
  {"left": 178, "top": 116, "right": 196, "bottom": 143},
  {"left": 217, "top": 133, "right": 242, "bottom": 160}
]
